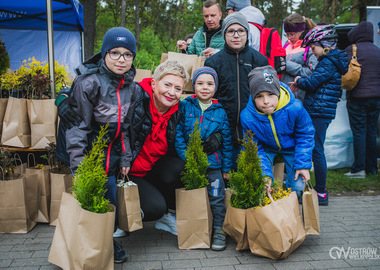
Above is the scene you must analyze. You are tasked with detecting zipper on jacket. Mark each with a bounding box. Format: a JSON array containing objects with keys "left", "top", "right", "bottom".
[
  {"left": 215, "top": 152, "right": 220, "bottom": 163},
  {"left": 105, "top": 77, "right": 124, "bottom": 174},
  {"left": 268, "top": 114, "right": 281, "bottom": 150},
  {"left": 121, "top": 133, "right": 126, "bottom": 153},
  {"left": 236, "top": 53, "right": 241, "bottom": 142}
]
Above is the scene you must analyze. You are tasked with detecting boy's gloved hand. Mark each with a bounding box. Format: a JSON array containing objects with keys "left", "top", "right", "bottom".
[
  {"left": 57, "top": 97, "right": 82, "bottom": 129},
  {"left": 202, "top": 132, "right": 222, "bottom": 155}
]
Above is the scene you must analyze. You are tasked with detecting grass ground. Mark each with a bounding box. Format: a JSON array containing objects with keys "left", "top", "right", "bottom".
[{"left": 309, "top": 167, "right": 380, "bottom": 196}]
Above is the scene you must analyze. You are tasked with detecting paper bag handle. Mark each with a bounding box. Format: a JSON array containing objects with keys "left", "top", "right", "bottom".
[
  {"left": 266, "top": 190, "right": 275, "bottom": 204},
  {"left": 27, "top": 153, "right": 36, "bottom": 168},
  {"left": 304, "top": 181, "right": 313, "bottom": 192},
  {"left": 0, "top": 166, "right": 4, "bottom": 180}
]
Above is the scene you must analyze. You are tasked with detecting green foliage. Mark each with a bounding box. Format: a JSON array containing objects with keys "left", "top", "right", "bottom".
[
  {"left": 72, "top": 123, "right": 112, "bottom": 213},
  {"left": 0, "top": 37, "right": 10, "bottom": 76},
  {"left": 0, "top": 148, "right": 16, "bottom": 180},
  {"left": 180, "top": 120, "right": 210, "bottom": 190},
  {"left": 228, "top": 130, "right": 266, "bottom": 209}
]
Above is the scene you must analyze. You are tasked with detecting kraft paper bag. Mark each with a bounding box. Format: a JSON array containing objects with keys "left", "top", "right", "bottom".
[
  {"left": 48, "top": 193, "right": 115, "bottom": 270},
  {"left": 134, "top": 69, "right": 152, "bottom": 82},
  {"left": 0, "top": 174, "right": 39, "bottom": 233},
  {"left": 49, "top": 171, "right": 73, "bottom": 226},
  {"left": 247, "top": 192, "right": 306, "bottom": 259},
  {"left": 176, "top": 187, "right": 213, "bottom": 249},
  {"left": 224, "top": 188, "right": 232, "bottom": 210},
  {"left": 160, "top": 53, "right": 168, "bottom": 64},
  {"left": 13, "top": 153, "right": 27, "bottom": 175},
  {"left": 1, "top": 97, "right": 31, "bottom": 147},
  {"left": 223, "top": 204, "right": 249, "bottom": 251},
  {"left": 168, "top": 52, "right": 199, "bottom": 92},
  {"left": 117, "top": 181, "right": 143, "bottom": 232},
  {"left": 302, "top": 183, "right": 320, "bottom": 235},
  {"left": 27, "top": 99, "right": 57, "bottom": 149},
  {"left": 0, "top": 98, "right": 8, "bottom": 136},
  {"left": 25, "top": 165, "right": 51, "bottom": 223}
]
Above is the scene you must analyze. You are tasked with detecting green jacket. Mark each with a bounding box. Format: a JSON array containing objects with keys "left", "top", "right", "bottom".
[{"left": 187, "top": 25, "right": 225, "bottom": 56}]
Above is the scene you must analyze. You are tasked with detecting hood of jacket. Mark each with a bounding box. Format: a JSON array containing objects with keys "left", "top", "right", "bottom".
[
  {"left": 320, "top": 49, "right": 348, "bottom": 75},
  {"left": 348, "top": 21, "right": 373, "bottom": 44},
  {"left": 75, "top": 52, "right": 136, "bottom": 85},
  {"left": 239, "top": 6, "right": 265, "bottom": 26}
]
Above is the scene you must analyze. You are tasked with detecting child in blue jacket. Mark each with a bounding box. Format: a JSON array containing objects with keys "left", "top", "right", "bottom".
[
  {"left": 291, "top": 25, "right": 349, "bottom": 206},
  {"left": 240, "top": 65, "right": 315, "bottom": 198},
  {"left": 175, "top": 67, "right": 233, "bottom": 252}
]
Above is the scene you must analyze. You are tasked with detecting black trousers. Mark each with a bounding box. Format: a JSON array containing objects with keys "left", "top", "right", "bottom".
[{"left": 129, "top": 156, "right": 185, "bottom": 222}]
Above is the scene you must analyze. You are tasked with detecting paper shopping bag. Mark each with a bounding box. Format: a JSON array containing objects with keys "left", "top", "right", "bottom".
[
  {"left": 48, "top": 193, "right": 115, "bottom": 270},
  {"left": 176, "top": 187, "right": 213, "bottom": 249},
  {"left": 302, "top": 183, "right": 320, "bottom": 235},
  {"left": 25, "top": 164, "right": 51, "bottom": 223},
  {"left": 0, "top": 98, "right": 8, "bottom": 136},
  {"left": 1, "top": 97, "right": 31, "bottom": 147},
  {"left": 27, "top": 99, "right": 57, "bottom": 149},
  {"left": 117, "top": 180, "right": 143, "bottom": 232},
  {"left": 160, "top": 53, "right": 168, "bottom": 64},
  {"left": 247, "top": 192, "right": 306, "bottom": 259},
  {"left": 168, "top": 52, "right": 199, "bottom": 92},
  {"left": 0, "top": 174, "right": 39, "bottom": 233},
  {"left": 223, "top": 205, "right": 249, "bottom": 250},
  {"left": 49, "top": 170, "right": 73, "bottom": 226},
  {"left": 134, "top": 69, "right": 152, "bottom": 82}
]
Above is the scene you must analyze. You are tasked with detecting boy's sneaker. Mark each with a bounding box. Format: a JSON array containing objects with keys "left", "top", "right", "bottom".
[
  {"left": 113, "top": 228, "right": 127, "bottom": 238},
  {"left": 211, "top": 228, "right": 227, "bottom": 251},
  {"left": 155, "top": 212, "right": 177, "bottom": 235},
  {"left": 316, "top": 189, "right": 329, "bottom": 206},
  {"left": 344, "top": 170, "right": 366, "bottom": 178},
  {"left": 113, "top": 240, "right": 127, "bottom": 263}
]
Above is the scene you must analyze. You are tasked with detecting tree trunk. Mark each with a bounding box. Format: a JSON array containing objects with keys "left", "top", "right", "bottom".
[
  {"left": 135, "top": 0, "right": 140, "bottom": 51},
  {"left": 322, "top": 0, "right": 328, "bottom": 24},
  {"left": 81, "top": 0, "right": 97, "bottom": 60},
  {"left": 350, "top": 0, "right": 358, "bottom": 23},
  {"left": 121, "top": 0, "right": 126, "bottom": 27},
  {"left": 330, "top": 0, "right": 338, "bottom": 23}
]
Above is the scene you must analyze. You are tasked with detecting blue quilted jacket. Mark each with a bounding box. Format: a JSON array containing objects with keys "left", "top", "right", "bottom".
[
  {"left": 240, "top": 83, "right": 315, "bottom": 179},
  {"left": 296, "top": 49, "right": 348, "bottom": 119},
  {"left": 175, "top": 95, "right": 234, "bottom": 172}
]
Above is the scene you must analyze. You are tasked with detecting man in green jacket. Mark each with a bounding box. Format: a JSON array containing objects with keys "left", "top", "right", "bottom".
[{"left": 177, "top": 0, "right": 224, "bottom": 58}]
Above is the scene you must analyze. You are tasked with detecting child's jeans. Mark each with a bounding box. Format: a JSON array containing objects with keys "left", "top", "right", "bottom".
[
  {"left": 263, "top": 147, "right": 305, "bottom": 198},
  {"left": 105, "top": 175, "right": 118, "bottom": 232},
  {"left": 206, "top": 169, "right": 226, "bottom": 229}
]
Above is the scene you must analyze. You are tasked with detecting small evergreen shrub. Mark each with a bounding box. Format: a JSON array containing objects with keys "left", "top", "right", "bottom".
[
  {"left": 180, "top": 120, "right": 210, "bottom": 190},
  {"left": 72, "top": 124, "right": 111, "bottom": 213},
  {"left": 229, "top": 130, "right": 266, "bottom": 209}
]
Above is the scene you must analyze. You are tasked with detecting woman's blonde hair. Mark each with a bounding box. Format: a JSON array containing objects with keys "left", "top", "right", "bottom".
[{"left": 153, "top": 60, "right": 190, "bottom": 84}]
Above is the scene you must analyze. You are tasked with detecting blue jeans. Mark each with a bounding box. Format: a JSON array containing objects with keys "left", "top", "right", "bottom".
[
  {"left": 264, "top": 147, "right": 306, "bottom": 198},
  {"left": 105, "top": 175, "right": 118, "bottom": 232},
  {"left": 347, "top": 98, "right": 380, "bottom": 175},
  {"left": 311, "top": 118, "right": 331, "bottom": 193},
  {"left": 206, "top": 169, "right": 226, "bottom": 228}
]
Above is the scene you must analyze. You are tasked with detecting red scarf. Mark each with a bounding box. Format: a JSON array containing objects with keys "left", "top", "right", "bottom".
[{"left": 130, "top": 78, "right": 178, "bottom": 177}]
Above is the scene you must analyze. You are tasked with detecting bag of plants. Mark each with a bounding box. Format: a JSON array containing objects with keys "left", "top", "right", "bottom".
[{"left": 116, "top": 177, "right": 143, "bottom": 232}]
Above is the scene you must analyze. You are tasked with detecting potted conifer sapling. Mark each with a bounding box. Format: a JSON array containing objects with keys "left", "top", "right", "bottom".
[
  {"left": 176, "top": 120, "right": 213, "bottom": 249},
  {"left": 48, "top": 124, "right": 115, "bottom": 270}
]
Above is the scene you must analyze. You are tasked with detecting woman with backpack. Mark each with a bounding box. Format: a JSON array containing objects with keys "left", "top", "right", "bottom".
[{"left": 281, "top": 13, "right": 318, "bottom": 102}]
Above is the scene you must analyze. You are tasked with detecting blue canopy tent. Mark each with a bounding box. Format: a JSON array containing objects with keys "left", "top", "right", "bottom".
[{"left": 0, "top": 0, "right": 84, "bottom": 95}]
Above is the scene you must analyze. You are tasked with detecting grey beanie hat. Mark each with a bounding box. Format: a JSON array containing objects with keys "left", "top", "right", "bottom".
[
  {"left": 248, "top": 65, "right": 280, "bottom": 99},
  {"left": 226, "top": 0, "right": 251, "bottom": 12},
  {"left": 222, "top": 12, "right": 249, "bottom": 38}
]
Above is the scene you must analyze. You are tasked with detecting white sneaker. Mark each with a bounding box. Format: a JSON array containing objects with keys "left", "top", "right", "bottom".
[
  {"left": 155, "top": 212, "right": 177, "bottom": 235},
  {"left": 344, "top": 170, "right": 366, "bottom": 178},
  {"left": 113, "top": 228, "right": 127, "bottom": 238}
]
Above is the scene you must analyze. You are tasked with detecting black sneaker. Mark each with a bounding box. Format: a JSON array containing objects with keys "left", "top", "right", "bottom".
[
  {"left": 316, "top": 189, "right": 329, "bottom": 206},
  {"left": 211, "top": 227, "right": 226, "bottom": 251},
  {"left": 113, "top": 240, "right": 128, "bottom": 263}
]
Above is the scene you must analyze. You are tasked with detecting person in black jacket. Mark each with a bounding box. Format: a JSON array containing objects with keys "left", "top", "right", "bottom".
[
  {"left": 205, "top": 12, "right": 268, "bottom": 165},
  {"left": 344, "top": 21, "right": 380, "bottom": 178}
]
